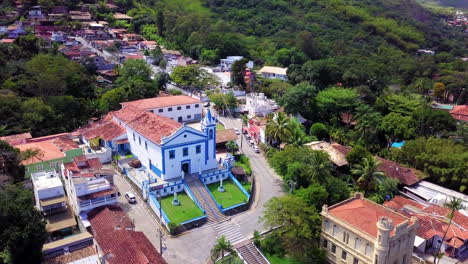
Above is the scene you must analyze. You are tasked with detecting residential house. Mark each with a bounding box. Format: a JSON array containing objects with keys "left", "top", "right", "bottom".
[
  {"left": 246, "top": 117, "right": 267, "bottom": 145},
  {"left": 162, "top": 48, "right": 182, "bottom": 61},
  {"left": 32, "top": 170, "right": 95, "bottom": 261},
  {"left": 7, "top": 23, "right": 26, "bottom": 38},
  {"left": 450, "top": 105, "right": 468, "bottom": 122},
  {"left": 28, "top": 5, "right": 45, "bottom": 20},
  {"left": 258, "top": 66, "right": 288, "bottom": 81},
  {"left": 113, "top": 13, "right": 133, "bottom": 21},
  {"left": 61, "top": 155, "right": 118, "bottom": 217},
  {"left": 403, "top": 181, "right": 468, "bottom": 216},
  {"left": 321, "top": 193, "right": 418, "bottom": 264},
  {"left": 220, "top": 56, "right": 254, "bottom": 71},
  {"left": 138, "top": 40, "right": 157, "bottom": 50},
  {"left": 177, "top": 56, "right": 197, "bottom": 66},
  {"left": 88, "top": 206, "right": 166, "bottom": 264},
  {"left": 384, "top": 196, "right": 468, "bottom": 260},
  {"left": 244, "top": 93, "right": 280, "bottom": 118},
  {"left": 51, "top": 31, "right": 68, "bottom": 43},
  {"left": 306, "top": 141, "right": 349, "bottom": 167},
  {"left": 0, "top": 132, "right": 32, "bottom": 146}
]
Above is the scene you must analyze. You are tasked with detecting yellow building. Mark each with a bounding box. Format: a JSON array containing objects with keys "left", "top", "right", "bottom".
[{"left": 321, "top": 193, "right": 418, "bottom": 264}]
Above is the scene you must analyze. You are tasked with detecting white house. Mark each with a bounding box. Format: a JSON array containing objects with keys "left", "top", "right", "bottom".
[
  {"left": 258, "top": 66, "right": 288, "bottom": 81},
  {"left": 61, "top": 156, "right": 117, "bottom": 216},
  {"left": 32, "top": 170, "right": 68, "bottom": 216},
  {"left": 120, "top": 95, "right": 203, "bottom": 123},
  {"left": 245, "top": 93, "right": 280, "bottom": 118},
  {"left": 220, "top": 56, "right": 254, "bottom": 71}
]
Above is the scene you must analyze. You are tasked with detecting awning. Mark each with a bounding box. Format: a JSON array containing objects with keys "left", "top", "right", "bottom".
[
  {"left": 40, "top": 196, "right": 67, "bottom": 207},
  {"left": 46, "top": 209, "right": 77, "bottom": 233},
  {"left": 114, "top": 139, "right": 129, "bottom": 144}
]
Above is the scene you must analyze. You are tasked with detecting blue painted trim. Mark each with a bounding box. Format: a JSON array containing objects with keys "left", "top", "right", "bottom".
[
  {"left": 201, "top": 180, "right": 223, "bottom": 210},
  {"left": 180, "top": 215, "right": 207, "bottom": 225},
  {"left": 150, "top": 162, "right": 162, "bottom": 176},
  {"left": 162, "top": 149, "right": 166, "bottom": 174},
  {"left": 162, "top": 139, "right": 207, "bottom": 150},
  {"left": 148, "top": 194, "right": 171, "bottom": 224},
  {"left": 161, "top": 128, "right": 207, "bottom": 146},
  {"left": 230, "top": 174, "right": 251, "bottom": 200},
  {"left": 222, "top": 202, "right": 247, "bottom": 212}
]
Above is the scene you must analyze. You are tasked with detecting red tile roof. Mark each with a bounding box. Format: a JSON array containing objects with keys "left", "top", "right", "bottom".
[
  {"left": 384, "top": 196, "right": 468, "bottom": 247},
  {"left": 127, "top": 112, "right": 182, "bottom": 144},
  {"left": 78, "top": 186, "right": 117, "bottom": 201},
  {"left": 51, "top": 136, "right": 78, "bottom": 151},
  {"left": 88, "top": 206, "right": 166, "bottom": 264},
  {"left": 450, "top": 105, "right": 468, "bottom": 122},
  {"left": 0, "top": 132, "right": 32, "bottom": 146},
  {"left": 121, "top": 95, "right": 201, "bottom": 110},
  {"left": 328, "top": 195, "right": 412, "bottom": 238},
  {"left": 331, "top": 143, "right": 424, "bottom": 185},
  {"left": 111, "top": 105, "right": 145, "bottom": 124},
  {"left": 82, "top": 120, "right": 126, "bottom": 141}
]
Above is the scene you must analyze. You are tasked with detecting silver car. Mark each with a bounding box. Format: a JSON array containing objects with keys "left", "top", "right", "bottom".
[{"left": 125, "top": 192, "right": 137, "bottom": 203}]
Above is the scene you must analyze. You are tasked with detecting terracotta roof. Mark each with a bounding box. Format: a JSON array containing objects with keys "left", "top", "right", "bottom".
[
  {"left": 0, "top": 132, "right": 32, "bottom": 146},
  {"left": 216, "top": 129, "right": 238, "bottom": 144},
  {"left": 112, "top": 105, "right": 145, "bottom": 123},
  {"left": 450, "top": 105, "right": 468, "bottom": 122},
  {"left": 306, "top": 141, "right": 348, "bottom": 167},
  {"left": 0, "top": 39, "right": 15, "bottom": 43},
  {"left": 121, "top": 95, "right": 201, "bottom": 110},
  {"left": 82, "top": 120, "right": 126, "bottom": 141},
  {"left": 88, "top": 206, "right": 166, "bottom": 264},
  {"left": 16, "top": 141, "right": 65, "bottom": 165},
  {"left": 328, "top": 194, "right": 412, "bottom": 238},
  {"left": 73, "top": 155, "right": 87, "bottom": 163},
  {"left": 331, "top": 143, "right": 424, "bottom": 185},
  {"left": 44, "top": 245, "right": 97, "bottom": 264},
  {"left": 384, "top": 196, "right": 468, "bottom": 246},
  {"left": 51, "top": 136, "right": 78, "bottom": 151},
  {"left": 127, "top": 112, "right": 182, "bottom": 145}
]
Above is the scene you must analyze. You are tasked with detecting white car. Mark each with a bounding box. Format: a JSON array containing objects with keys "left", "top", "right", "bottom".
[
  {"left": 253, "top": 145, "right": 260, "bottom": 153},
  {"left": 234, "top": 128, "right": 240, "bottom": 135},
  {"left": 125, "top": 192, "right": 137, "bottom": 203}
]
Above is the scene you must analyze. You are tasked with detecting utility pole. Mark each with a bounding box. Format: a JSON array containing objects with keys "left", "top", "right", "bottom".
[{"left": 158, "top": 193, "right": 163, "bottom": 255}]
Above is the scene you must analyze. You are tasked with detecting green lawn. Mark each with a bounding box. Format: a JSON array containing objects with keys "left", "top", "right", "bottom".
[
  {"left": 207, "top": 180, "right": 248, "bottom": 208},
  {"left": 160, "top": 192, "right": 204, "bottom": 225},
  {"left": 216, "top": 123, "right": 225, "bottom": 131},
  {"left": 241, "top": 181, "right": 252, "bottom": 194},
  {"left": 264, "top": 253, "right": 303, "bottom": 264}
]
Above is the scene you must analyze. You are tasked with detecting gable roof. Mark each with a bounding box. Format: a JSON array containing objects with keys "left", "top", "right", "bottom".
[
  {"left": 328, "top": 194, "right": 413, "bottom": 238},
  {"left": 330, "top": 143, "right": 425, "bottom": 185},
  {"left": 82, "top": 120, "right": 126, "bottom": 141},
  {"left": 0, "top": 132, "right": 32, "bottom": 146},
  {"left": 121, "top": 95, "right": 201, "bottom": 110},
  {"left": 258, "top": 66, "right": 287, "bottom": 75},
  {"left": 127, "top": 112, "right": 182, "bottom": 145},
  {"left": 306, "top": 141, "right": 348, "bottom": 167},
  {"left": 384, "top": 196, "right": 468, "bottom": 247},
  {"left": 88, "top": 206, "right": 166, "bottom": 264},
  {"left": 216, "top": 129, "right": 238, "bottom": 144},
  {"left": 111, "top": 105, "right": 146, "bottom": 124},
  {"left": 450, "top": 105, "right": 468, "bottom": 122}
]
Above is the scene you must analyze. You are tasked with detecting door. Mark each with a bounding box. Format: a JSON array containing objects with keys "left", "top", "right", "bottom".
[
  {"left": 178, "top": 116, "right": 183, "bottom": 122},
  {"left": 181, "top": 162, "right": 189, "bottom": 174}
]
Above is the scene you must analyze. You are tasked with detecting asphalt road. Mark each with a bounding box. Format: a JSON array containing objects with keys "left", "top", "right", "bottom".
[{"left": 111, "top": 113, "right": 284, "bottom": 264}]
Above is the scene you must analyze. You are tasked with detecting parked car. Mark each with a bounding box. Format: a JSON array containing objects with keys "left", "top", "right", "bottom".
[
  {"left": 245, "top": 134, "right": 251, "bottom": 140},
  {"left": 234, "top": 128, "right": 240, "bottom": 135},
  {"left": 125, "top": 192, "right": 137, "bottom": 203},
  {"left": 248, "top": 140, "right": 255, "bottom": 146},
  {"left": 253, "top": 145, "right": 260, "bottom": 153}
]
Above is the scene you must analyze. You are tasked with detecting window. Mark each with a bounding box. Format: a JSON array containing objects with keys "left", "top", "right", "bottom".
[
  {"left": 145, "top": 141, "right": 148, "bottom": 150},
  {"left": 139, "top": 137, "right": 141, "bottom": 146},
  {"left": 209, "top": 129, "right": 214, "bottom": 139},
  {"left": 323, "top": 239, "right": 328, "bottom": 249},
  {"left": 354, "top": 258, "right": 359, "bottom": 264},
  {"left": 169, "top": 150, "right": 175, "bottom": 159},
  {"left": 133, "top": 133, "right": 135, "bottom": 141},
  {"left": 195, "top": 104, "right": 199, "bottom": 108},
  {"left": 365, "top": 244, "right": 371, "bottom": 256},
  {"left": 186, "top": 105, "right": 190, "bottom": 109},
  {"left": 325, "top": 220, "right": 330, "bottom": 231},
  {"left": 187, "top": 115, "right": 191, "bottom": 119},
  {"left": 168, "top": 107, "right": 173, "bottom": 112},
  {"left": 177, "top": 106, "right": 181, "bottom": 110},
  {"left": 354, "top": 238, "right": 360, "bottom": 249},
  {"left": 170, "top": 187, "right": 173, "bottom": 191},
  {"left": 158, "top": 109, "right": 163, "bottom": 113},
  {"left": 341, "top": 251, "right": 347, "bottom": 260},
  {"left": 196, "top": 145, "right": 201, "bottom": 154},
  {"left": 183, "top": 147, "right": 188, "bottom": 157},
  {"left": 333, "top": 225, "right": 337, "bottom": 236},
  {"left": 331, "top": 244, "right": 336, "bottom": 254}
]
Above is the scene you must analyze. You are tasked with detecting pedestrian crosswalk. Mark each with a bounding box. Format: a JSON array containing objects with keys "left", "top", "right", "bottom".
[{"left": 212, "top": 221, "right": 246, "bottom": 245}]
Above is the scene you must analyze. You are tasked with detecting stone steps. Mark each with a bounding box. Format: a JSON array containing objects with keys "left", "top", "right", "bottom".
[
  {"left": 212, "top": 221, "right": 246, "bottom": 245},
  {"left": 186, "top": 176, "right": 226, "bottom": 224},
  {"left": 237, "top": 242, "right": 270, "bottom": 264}
]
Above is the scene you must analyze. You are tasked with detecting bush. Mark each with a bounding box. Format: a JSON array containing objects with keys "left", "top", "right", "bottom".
[
  {"left": 260, "top": 233, "right": 286, "bottom": 257},
  {"left": 169, "top": 89, "right": 183, "bottom": 95},
  {"left": 168, "top": 222, "right": 180, "bottom": 235},
  {"left": 309, "top": 123, "right": 328, "bottom": 140}
]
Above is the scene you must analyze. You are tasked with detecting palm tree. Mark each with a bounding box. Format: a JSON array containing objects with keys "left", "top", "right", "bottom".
[
  {"left": 211, "top": 235, "right": 235, "bottom": 262},
  {"left": 265, "top": 112, "right": 292, "bottom": 145},
  {"left": 351, "top": 157, "right": 384, "bottom": 195},
  {"left": 433, "top": 198, "right": 463, "bottom": 264},
  {"left": 310, "top": 151, "right": 332, "bottom": 185},
  {"left": 286, "top": 118, "right": 310, "bottom": 147}
]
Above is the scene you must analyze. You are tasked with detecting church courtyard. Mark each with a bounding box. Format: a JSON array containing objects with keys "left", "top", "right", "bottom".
[
  {"left": 207, "top": 180, "right": 248, "bottom": 208},
  {"left": 160, "top": 192, "right": 205, "bottom": 225}
]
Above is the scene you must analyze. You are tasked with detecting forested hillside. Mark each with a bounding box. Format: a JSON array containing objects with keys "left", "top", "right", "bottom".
[{"left": 128, "top": 0, "right": 467, "bottom": 102}]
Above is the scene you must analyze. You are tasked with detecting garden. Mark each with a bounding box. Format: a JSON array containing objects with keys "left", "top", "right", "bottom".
[
  {"left": 207, "top": 179, "right": 248, "bottom": 208},
  {"left": 160, "top": 192, "right": 204, "bottom": 225}
]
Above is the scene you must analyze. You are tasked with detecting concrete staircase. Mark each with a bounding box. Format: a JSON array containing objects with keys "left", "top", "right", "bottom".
[
  {"left": 237, "top": 242, "right": 270, "bottom": 264},
  {"left": 186, "top": 176, "right": 226, "bottom": 224}
]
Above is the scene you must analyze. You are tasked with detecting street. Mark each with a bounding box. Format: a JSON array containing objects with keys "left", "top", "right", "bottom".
[{"left": 111, "top": 113, "right": 284, "bottom": 264}]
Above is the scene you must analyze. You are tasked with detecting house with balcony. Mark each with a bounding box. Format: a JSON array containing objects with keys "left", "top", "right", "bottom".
[
  {"left": 258, "top": 66, "right": 288, "bottom": 81},
  {"left": 61, "top": 156, "right": 118, "bottom": 217},
  {"left": 219, "top": 56, "right": 254, "bottom": 71}
]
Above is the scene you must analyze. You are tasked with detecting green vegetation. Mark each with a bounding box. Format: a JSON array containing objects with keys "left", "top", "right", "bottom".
[
  {"left": 264, "top": 253, "right": 303, "bottom": 264},
  {"left": 241, "top": 182, "right": 252, "bottom": 194},
  {"left": 207, "top": 180, "right": 248, "bottom": 208},
  {"left": 160, "top": 192, "right": 204, "bottom": 225},
  {"left": 211, "top": 235, "right": 237, "bottom": 263},
  {"left": 216, "top": 123, "right": 225, "bottom": 131},
  {"left": 234, "top": 154, "right": 252, "bottom": 176}
]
